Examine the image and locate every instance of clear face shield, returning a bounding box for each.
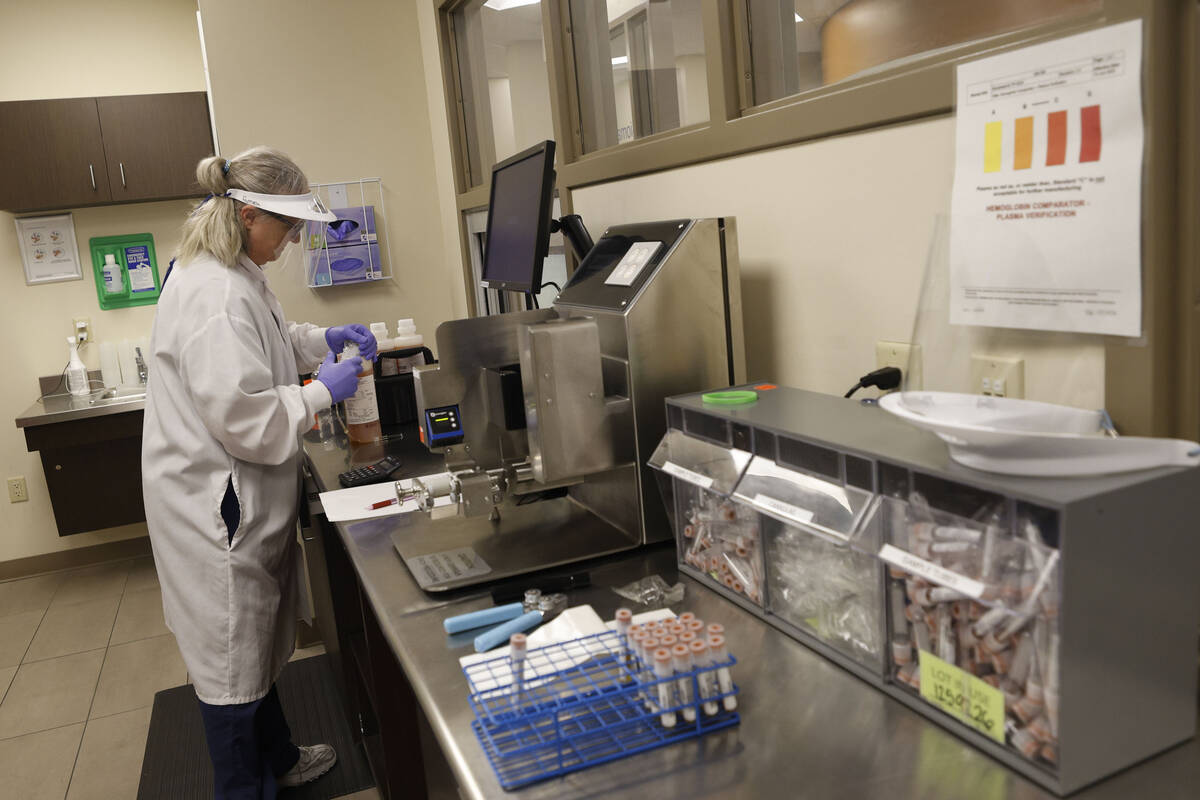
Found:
[225,188,336,260]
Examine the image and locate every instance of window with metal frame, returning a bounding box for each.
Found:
[567,0,709,153]
[449,0,557,187]
[737,0,1101,111]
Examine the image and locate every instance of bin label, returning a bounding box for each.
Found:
[662,461,713,489]
[918,650,1005,744]
[752,494,815,525]
[878,544,985,599]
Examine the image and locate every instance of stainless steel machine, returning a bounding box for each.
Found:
[394,218,745,591]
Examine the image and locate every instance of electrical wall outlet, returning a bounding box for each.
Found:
[970,355,1025,399]
[73,317,91,344]
[875,341,922,390]
[7,476,27,503]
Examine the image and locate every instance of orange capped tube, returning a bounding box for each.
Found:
[653,648,677,728]
[690,639,720,716]
[509,633,527,707]
[672,643,696,723]
[707,634,737,712]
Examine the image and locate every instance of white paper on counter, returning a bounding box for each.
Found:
[318,483,410,522]
[949,20,1144,336]
[318,473,455,522]
[459,606,676,692]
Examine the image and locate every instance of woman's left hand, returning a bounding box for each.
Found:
[325,324,377,361]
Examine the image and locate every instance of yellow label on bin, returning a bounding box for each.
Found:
[918,650,1005,744]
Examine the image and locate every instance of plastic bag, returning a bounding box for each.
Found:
[612,575,685,608]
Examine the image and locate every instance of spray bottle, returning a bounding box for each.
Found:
[66,336,89,396]
[339,342,382,443]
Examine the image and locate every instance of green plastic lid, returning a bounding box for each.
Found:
[701,390,758,406]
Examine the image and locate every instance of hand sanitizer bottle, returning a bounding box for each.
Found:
[102,253,124,294]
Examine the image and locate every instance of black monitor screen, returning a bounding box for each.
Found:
[481,140,555,293]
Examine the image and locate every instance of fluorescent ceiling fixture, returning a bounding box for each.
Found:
[612,55,629,65]
[795,13,804,22]
[485,0,539,9]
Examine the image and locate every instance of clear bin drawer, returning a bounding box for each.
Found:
[861,492,1061,773]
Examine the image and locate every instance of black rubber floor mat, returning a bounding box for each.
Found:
[138,654,375,799]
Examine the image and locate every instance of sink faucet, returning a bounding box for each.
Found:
[134,347,148,385]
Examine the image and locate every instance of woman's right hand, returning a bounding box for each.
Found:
[316,352,363,403]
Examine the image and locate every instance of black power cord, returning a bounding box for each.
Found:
[844,366,903,398]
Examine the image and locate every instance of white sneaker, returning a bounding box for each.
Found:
[276,744,337,787]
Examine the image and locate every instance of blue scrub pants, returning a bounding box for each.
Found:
[196,685,301,800]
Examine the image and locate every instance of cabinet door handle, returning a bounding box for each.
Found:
[88,164,96,191]
[119,162,126,188]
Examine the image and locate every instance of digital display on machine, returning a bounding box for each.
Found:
[424,405,464,446]
[481,141,555,293]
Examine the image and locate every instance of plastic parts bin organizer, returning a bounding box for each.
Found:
[463,630,739,790]
[649,384,1200,795]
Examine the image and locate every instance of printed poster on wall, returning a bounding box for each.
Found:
[15,214,84,285]
[949,19,1143,337]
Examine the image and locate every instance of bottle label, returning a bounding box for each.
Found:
[344,373,380,424]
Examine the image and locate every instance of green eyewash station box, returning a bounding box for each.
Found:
[89,233,162,310]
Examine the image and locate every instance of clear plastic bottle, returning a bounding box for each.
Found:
[66,336,89,396]
[339,342,382,443]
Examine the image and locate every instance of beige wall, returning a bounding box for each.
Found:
[0,0,205,564]
[570,116,1105,406]
[197,0,460,352]
[0,0,205,101]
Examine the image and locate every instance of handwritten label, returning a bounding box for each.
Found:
[918,650,1005,744]
[662,461,714,489]
[878,544,985,599]
[753,494,815,525]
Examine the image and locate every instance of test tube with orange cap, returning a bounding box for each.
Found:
[509,633,527,708]
[690,639,720,716]
[615,608,633,677]
[653,648,678,728]
[672,643,697,723]
[708,634,737,711]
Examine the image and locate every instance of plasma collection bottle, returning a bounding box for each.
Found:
[339,342,382,443]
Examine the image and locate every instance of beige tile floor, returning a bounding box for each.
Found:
[0,556,378,800]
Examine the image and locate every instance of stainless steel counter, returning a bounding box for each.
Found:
[15,390,145,428]
[303,434,1200,800]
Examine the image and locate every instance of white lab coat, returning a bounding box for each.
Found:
[142,251,332,704]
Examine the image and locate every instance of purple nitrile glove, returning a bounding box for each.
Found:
[316,352,363,404]
[326,218,360,242]
[324,323,377,361]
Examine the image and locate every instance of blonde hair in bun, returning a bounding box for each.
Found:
[177,146,309,267]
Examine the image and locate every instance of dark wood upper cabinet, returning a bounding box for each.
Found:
[0,98,112,211]
[97,92,213,203]
[0,92,214,213]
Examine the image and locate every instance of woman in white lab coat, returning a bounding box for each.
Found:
[142,146,375,799]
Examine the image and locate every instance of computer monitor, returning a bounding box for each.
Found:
[481,140,556,294]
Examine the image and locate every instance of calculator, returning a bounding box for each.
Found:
[338,455,403,488]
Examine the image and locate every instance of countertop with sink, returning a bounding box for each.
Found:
[15,386,146,428]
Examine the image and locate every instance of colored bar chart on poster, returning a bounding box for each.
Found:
[1013,116,1034,170]
[983,122,1003,172]
[1080,105,1102,162]
[950,20,1144,337]
[1046,110,1068,166]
